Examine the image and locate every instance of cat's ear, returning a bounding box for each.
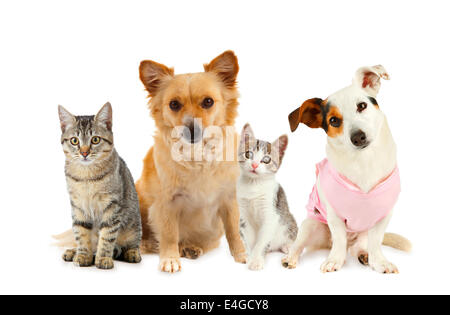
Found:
[204,50,239,88]
[240,123,255,145]
[139,60,174,96]
[95,102,113,131]
[58,105,75,133]
[273,135,288,161]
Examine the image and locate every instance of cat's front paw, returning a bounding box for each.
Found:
[159,257,181,273]
[62,249,76,262]
[95,257,114,270]
[73,253,94,267]
[124,248,142,264]
[248,257,265,271]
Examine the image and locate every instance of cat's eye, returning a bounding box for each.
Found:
[169,100,182,112]
[91,136,101,145]
[329,117,341,128]
[261,156,271,164]
[357,102,368,112]
[201,97,214,109]
[70,137,79,146]
[245,151,253,159]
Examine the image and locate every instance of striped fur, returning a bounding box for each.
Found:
[57,103,142,269]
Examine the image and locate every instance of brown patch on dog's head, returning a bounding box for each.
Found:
[288,98,343,137]
[139,51,240,132]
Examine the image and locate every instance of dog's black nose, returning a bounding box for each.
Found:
[351,130,368,147]
[183,123,202,144]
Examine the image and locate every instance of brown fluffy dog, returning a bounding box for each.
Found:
[136,51,247,273]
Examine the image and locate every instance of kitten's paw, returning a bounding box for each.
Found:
[159,257,181,273]
[370,259,399,274]
[62,249,76,262]
[281,255,298,269]
[248,257,265,271]
[124,248,142,264]
[95,257,114,270]
[320,257,345,273]
[73,253,94,267]
[180,246,203,260]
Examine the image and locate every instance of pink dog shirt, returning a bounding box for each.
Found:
[307,159,400,233]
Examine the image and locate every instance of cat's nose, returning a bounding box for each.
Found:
[251,162,259,169]
[80,146,90,157]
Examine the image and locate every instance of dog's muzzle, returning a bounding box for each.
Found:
[182,122,203,144]
[351,129,369,149]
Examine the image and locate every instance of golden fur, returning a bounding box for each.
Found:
[136,51,246,272]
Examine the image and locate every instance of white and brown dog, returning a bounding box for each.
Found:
[283,65,411,274]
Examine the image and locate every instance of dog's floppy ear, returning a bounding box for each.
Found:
[288,98,323,132]
[353,65,390,97]
[139,60,174,96]
[204,50,239,88]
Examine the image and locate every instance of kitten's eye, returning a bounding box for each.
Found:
[169,100,182,112]
[357,102,368,113]
[70,137,79,146]
[201,97,214,109]
[245,151,253,159]
[261,156,272,164]
[91,136,101,145]
[329,117,341,128]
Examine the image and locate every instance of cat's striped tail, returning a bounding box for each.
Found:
[52,229,76,248]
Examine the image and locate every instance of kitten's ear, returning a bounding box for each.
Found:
[58,105,75,133]
[139,60,174,96]
[240,123,255,145]
[204,50,239,88]
[95,102,113,131]
[273,135,288,161]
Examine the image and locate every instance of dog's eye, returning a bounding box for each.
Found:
[70,137,79,146]
[201,97,214,109]
[245,151,253,159]
[169,100,182,112]
[357,102,368,113]
[329,117,341,128]
[261,156,271,164]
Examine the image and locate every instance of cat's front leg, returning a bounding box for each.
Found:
[71,204,94,267]
[95,200,122,270]
[248,209,277,271]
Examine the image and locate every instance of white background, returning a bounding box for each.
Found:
[1,0,449,295]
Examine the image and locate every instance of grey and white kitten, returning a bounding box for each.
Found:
[237,124,298,271]
[58,102,142,269]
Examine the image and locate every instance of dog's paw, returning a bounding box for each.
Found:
[370,259,399,274]
[248,257,264,271]
[159,257,181,273]
[180,246,203,260]
[95,257,114,270]
[123,248,142,264]
[358,252,369,266]
[62,249,76,262]
[233,251,247,264]
[281,255,297,269]
[73,253,94,267]
[320,257,345,273]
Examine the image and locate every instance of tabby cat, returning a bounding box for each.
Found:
[58,103,142,269]
[237,124,298,270]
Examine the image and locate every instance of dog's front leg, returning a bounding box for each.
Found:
[368,210,398,274]
[152,200,181,273]
[219,197,247,264]
[321,206,347,272]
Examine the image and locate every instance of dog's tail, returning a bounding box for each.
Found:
[383,233,412,252]
[52,229,76,248]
